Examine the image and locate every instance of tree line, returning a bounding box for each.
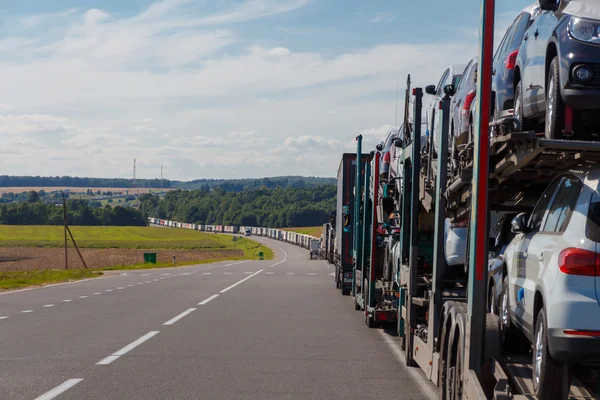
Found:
[0,175,335,192]
[139,185,336,227]
[0,199,146,226]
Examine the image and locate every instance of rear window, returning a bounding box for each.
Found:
[586,193,600,242]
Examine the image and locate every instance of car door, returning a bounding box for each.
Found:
[451,61,472,135]
[429,68,450,153]
[520,176,582,338]
[508,177,560,335]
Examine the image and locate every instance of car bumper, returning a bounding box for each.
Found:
[547,329,600,365]
[559,34,600,109]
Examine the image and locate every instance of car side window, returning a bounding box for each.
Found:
[528,178,561,232]
[509,13,530,51]
[436,69,450,96]
[503,14,523,54]
[541,177,582,233]
[494,16,519,60]
[455,62,472,91]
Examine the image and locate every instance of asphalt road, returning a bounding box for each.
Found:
[0,236,436,400]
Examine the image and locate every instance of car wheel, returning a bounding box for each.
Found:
[545,57,566,140]
[514,81,529,132]
[532,307,569,400]
[488,284,497,314]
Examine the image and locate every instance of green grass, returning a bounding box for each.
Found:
[0,269,103,290]
[283,226,322,237]
[0,225,243,249]
[0,226,273,290]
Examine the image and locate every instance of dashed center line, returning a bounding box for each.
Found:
[62,299,72,302]
[35,378,84,400]
[128,284,134,287]
[117,287,125,290]
[244,272,253,274]
[223,272,232,275]
[97,331,160,366]
[265,272,274,275]
[0,316,8,320]
[21,310,34,313]
[287,273,295,275]
[79,296,88,299]
[198,294,219,305]
[163,308,196,325]
[105,289,113,292]
[161,273,170,276]
[220,269,264,293]
[141,273,150,276]
[202,272,211,275]
[145,281,152,283]
[307,273,316,275]
[43,304,55,307]
[94,292,102,295]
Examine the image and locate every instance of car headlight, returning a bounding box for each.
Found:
[569,17,600,44]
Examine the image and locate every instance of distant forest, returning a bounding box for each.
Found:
[0,175,335,192]
[140,185,336,227]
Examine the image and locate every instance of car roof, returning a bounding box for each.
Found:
[450,64,466,74]
[522,2,540,15]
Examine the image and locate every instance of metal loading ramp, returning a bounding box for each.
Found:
[443,132,600,220]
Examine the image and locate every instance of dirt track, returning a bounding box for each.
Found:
[0,247,243,271]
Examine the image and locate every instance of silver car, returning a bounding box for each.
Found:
[425,64,465,155]
[504,166,600,397]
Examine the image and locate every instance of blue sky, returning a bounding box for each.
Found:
[0,0,532,180]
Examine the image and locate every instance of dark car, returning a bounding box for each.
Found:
[491,4,538,128]
[515,0,600,139]
[450,58,478,166]
[487,213,519,334]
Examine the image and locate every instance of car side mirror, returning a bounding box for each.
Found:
[511,212,529,234]
[425,85,436,95]
[444,84,456,97]
[376,143,384,151]
[538,0,559,12]
[394,138,403,148]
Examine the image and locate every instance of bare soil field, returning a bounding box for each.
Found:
[0,187,174,194]
[0,247,242,271]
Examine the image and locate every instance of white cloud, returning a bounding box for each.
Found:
[369,13,397,23]
[0,0,483,180]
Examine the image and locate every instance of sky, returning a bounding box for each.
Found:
[0,0,532,181]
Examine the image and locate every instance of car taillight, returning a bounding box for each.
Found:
[558,248,598,276]
[504,49,518,70]
[383,152,390,165]
[461,90,477,116]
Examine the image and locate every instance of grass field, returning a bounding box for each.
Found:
[283,226,323,237]
[0,225,240,249]
[0,225,273,289]
[0,187,171,194]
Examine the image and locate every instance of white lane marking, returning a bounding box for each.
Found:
[198,294,219,305]
[141,273,150,276]
[97,331,160,365]
[43,304,55,307]
[307,273,316,276]
[202,272,211,275]
[0,316,8,319]
[35,378,84,400]
[163,308,196,325]
[152,279,159,282]
[225,260,249,267]
[377,331,437,400]
[265,272,274,275]
[0,273,119,296]
[105,289,113,292]
[127,284,134,287]
[145,281,152,283]
[244,272,253,274]
[181,273,191,276]
[161,273,170,276]
[137,283,143,285]
[268,243,288,267]
[93,292,102,295]
[62,299,72,302]
[79,295,88,299]
[287,272,295,275]
[220,269,264,293]
[223,272,232,275]
[328,272,335,276]
[117,287,125,290]
[21,310,34,313]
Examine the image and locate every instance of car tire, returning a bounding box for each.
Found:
[532,307,569,400]
[514,81,530,132]
[545,57,566,140]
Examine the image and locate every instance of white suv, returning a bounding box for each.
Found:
[504,166,600,399]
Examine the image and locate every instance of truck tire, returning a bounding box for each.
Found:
[545,57,565,140]
[532,307,569,400]
[365,312,376,328]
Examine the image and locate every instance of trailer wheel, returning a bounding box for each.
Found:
[365,312,376,328]
[532,307,569,400]
[545,57,565,140]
